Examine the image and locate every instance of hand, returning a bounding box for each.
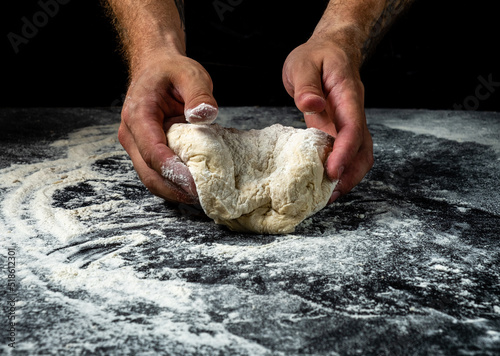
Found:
[118,52,218,204]
[282,38,374,203]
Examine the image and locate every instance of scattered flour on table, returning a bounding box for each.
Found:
[0,123,272,354]
[1,112,498,354]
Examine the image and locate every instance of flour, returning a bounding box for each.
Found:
[1,108,499,354]
[372,109,500,153]
[184,103,218,124]
[161,156,197,198]
[0,122,273,354]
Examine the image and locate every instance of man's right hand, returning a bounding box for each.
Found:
[118,52,218,204]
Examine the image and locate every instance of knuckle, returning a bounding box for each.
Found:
[182,61,212,82]
[329,46,350,64]
[357,80,365,95]
[191,91,215,104]
[282,76,295,97]
[141,149,154,169]
[141,174,156,191]
[141,172,164,198]
[365,150,375,169]
[298,84,322,97]
[120,95,136,121]
[117,124,127,146]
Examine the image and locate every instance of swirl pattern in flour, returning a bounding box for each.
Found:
[1,108,499,355]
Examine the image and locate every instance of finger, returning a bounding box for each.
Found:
[304,111,338,138]
[328,129,374,203]
[177,70,219,124]
[124,101,173,176]
[283,57,337,137]
[161,155,198,198]
[185,103,218,125]
[119,123,198,204]
[119,108,198,200]
[284,59,327,114]
[324,84,366,181]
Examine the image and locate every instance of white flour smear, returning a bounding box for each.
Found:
[373,109,500,153]
[0,124,267,355]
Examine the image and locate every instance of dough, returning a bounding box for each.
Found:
[167,123,337,234]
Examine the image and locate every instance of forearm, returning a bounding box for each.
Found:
[104,0,186,73]
[312,0,416,67]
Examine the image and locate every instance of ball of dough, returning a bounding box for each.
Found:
[167,123,337,234]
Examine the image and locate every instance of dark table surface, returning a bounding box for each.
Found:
[1,107,499,355]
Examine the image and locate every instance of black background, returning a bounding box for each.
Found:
[2,0,499,111]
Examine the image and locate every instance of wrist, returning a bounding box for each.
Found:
[309,24,365,69]
[311,0,389,67]
[129,33,186,76]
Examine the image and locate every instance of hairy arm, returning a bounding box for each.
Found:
[361,0,416,61]
[314,0,416,67]
[283,0,415,202]
[104,0,186,73]
[102,0,218,203]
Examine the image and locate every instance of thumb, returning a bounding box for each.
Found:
[181,74,219,125]
[284,60,326,114]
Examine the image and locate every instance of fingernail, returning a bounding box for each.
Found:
[328,191,341,204]
[163,177,199,204]
[304,111,317,115]
[185,103,218,125]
